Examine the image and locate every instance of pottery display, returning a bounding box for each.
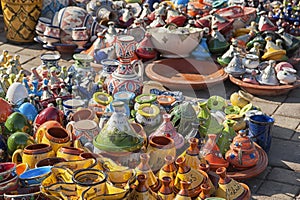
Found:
[106,35,144,96]
[6,82,28,106]
[34,107,64,130]
[158,155,177,186]
[128,174,159,200]
[12,143,55,169]
[158,176,175,199]
[19,166,52,187]
[7,132,35,155]
[56,146,85,161]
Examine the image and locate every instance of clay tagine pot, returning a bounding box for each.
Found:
[225,130,259,170]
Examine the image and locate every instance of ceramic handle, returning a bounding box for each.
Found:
[35,128,46,144]
[12,149,23,165]
[66,121,76,142]
[131,60,144,81]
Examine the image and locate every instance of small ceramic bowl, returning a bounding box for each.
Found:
[19,166,52,187]
[0,163,16,182]
[0,174,18,195]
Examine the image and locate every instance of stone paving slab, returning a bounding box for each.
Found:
[252,194,296,200]
[250,101,279,116]
[0,43,24,53]
[268,138,300,171]
[255,180,299,198]
[267,167,300,186]
[275,101,300,119]
[272,115,299,140]
[252,95,288,105]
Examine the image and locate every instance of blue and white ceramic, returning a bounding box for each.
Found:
[106,100,130,117]
[19,166,52,187]
[113,91,136,108]
[62,99,86,116]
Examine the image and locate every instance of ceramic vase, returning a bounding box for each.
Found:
[158,176,175,200]
[135,153,161,192]
[158,155,177,186]
[128,174,159,200]
[150,114,184,149]
[215,167,251,200]
[1,0,43,43]
[174,181,192,200]
[173,156,205,198]
[147,135,176,173]
[106,35,144,96]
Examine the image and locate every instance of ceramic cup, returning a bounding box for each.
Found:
[35,157,67,168]
[56,146,85,161]
[72,108,98,124]
[248,114,274,153]
[63,99,86,117]
[66,119,100,147]
[12,143,55,169]
[35,126,72,154]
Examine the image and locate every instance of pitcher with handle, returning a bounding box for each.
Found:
[106,35,144,96]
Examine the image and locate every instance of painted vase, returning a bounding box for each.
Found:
[225,130,259,169]
[12,143,55,169]
[158,155,177,186]
[173,156,205,198]
[150,114,184,149]
[146,135,176,173]
[128,174,159,200]
[179,138,207,170]
[93,101,144,153]
[106,35,144,96]
[158,176,175,200]
[135,153,161,192]
[1,0,43,43]
[215,167,251,200]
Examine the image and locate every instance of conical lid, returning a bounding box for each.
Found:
[93,101,144,152]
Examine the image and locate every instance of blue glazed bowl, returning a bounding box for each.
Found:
[19,166,52,187]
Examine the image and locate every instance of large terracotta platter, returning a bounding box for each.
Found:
[145,58,228,90]
[229,75,300,96]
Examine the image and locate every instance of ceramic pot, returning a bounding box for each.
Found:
[18,102,38,124]
[0,98,12,123]
[33,120,62,140]
[106,35,144,95]
[158,155,177,186]
[174,156,205,198]
[34,107,64,130]
[16,163,29,176]
[134,93,157,110]
[136,32,158,61]
[12,143,55,169]
[242,54,260,69]
[62,99,86,116]
[56,146,85,161]
[128,174,159,200]
[226,114,246,132]
[5,82,28,106]
[35,126,72,153]
[248,114,274,153]
[36,157,67,168]
[135,153,161,192]
[7,132,35,156]
[92,92,113,106]
[66,119,100,147]
[157,95,176,113]
[0,174,18,195]
[35,17,52,36]
[71,108,98,123]
[149,114,184,150]
[72,27,89,50]
[4,112,32,136]
[1,0,43,43]
[147,135,176,172]
[158,176,175,200]
[136,103,162,134]
[93,101,144,153]
[3,186,45,200]
[215,167,251,200]
[174,181,192,200]
[106,100,131,117]
[113,91,136,109]
[0,162,16,182]
[54,158,97,171]
[43,25,60,48]
[19,166,52,187]
[225,130,259,169]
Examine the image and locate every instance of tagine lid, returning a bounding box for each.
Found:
[93,101,144,152]
[230,130,257,153]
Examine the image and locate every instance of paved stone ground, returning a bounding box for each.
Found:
[0,15,299,199]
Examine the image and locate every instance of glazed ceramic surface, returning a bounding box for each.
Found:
[1,0,43,43]
[6,82,28,106]
[34,107,64,129]
[0,98,12,123]
[7,132,35,155]
[148,26,203,58]
[19,166,52,187]
[57,146,85,161]
[4,112,32,136]
[12,143,55,169]
[0,162,16,182]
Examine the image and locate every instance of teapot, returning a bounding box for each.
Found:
[276,67,297,85]
[106,35,144,96]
